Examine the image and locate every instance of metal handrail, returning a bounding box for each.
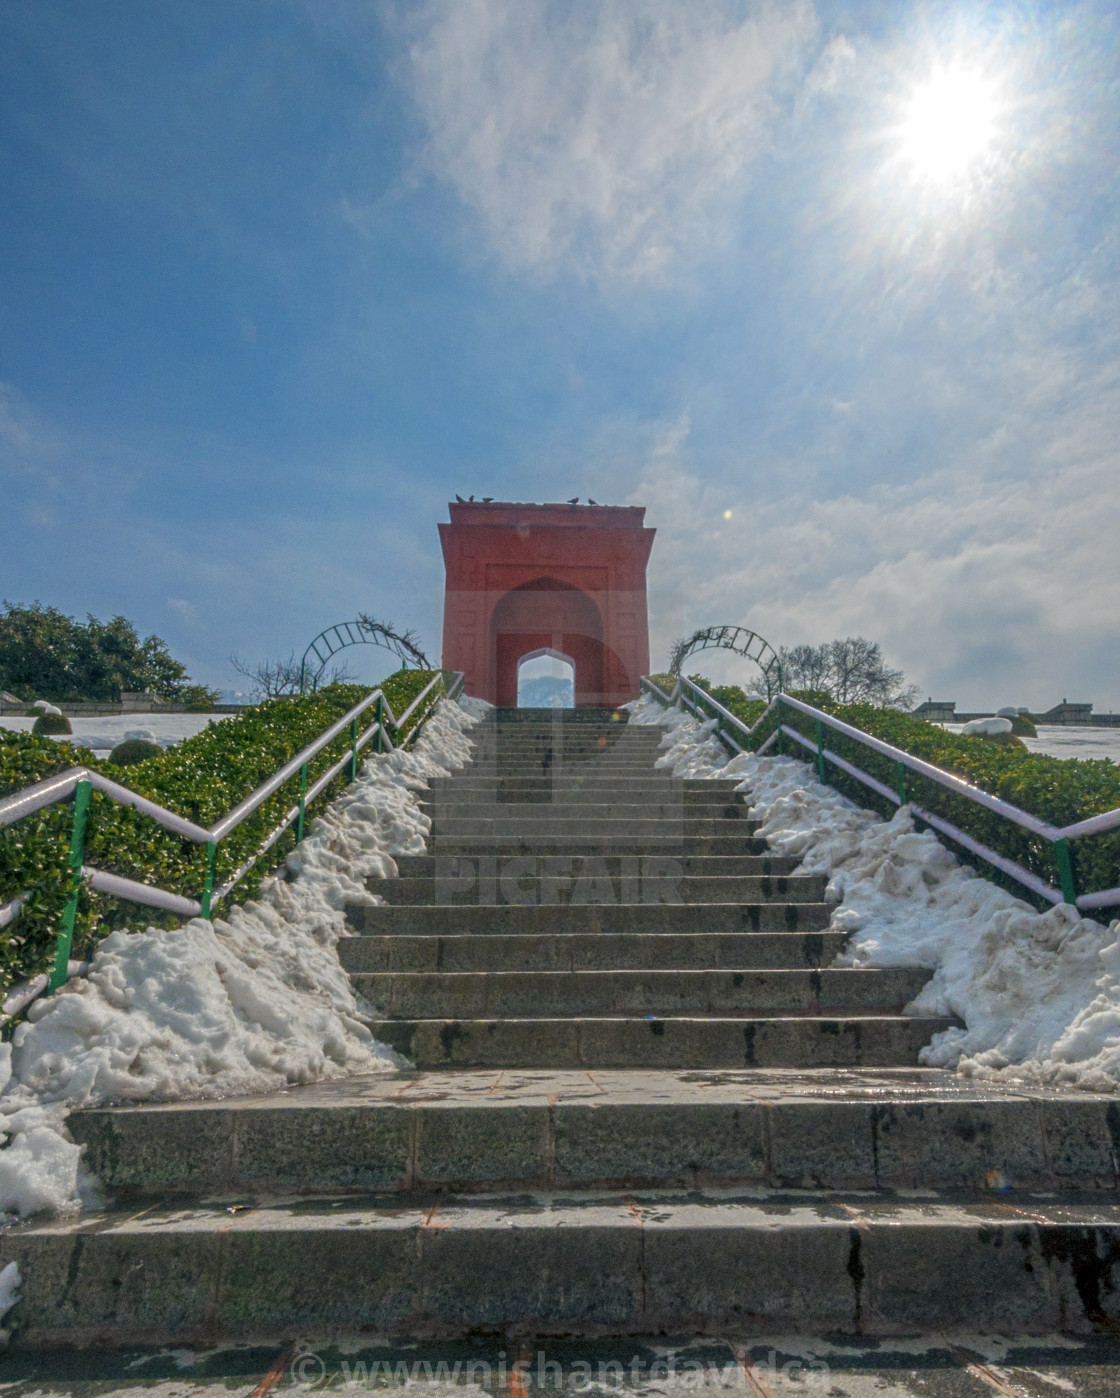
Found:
[642,673,1120,913]
[0,671,465,996]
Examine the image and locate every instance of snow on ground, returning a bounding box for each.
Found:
[628,694,1120,1093]
[941,722,1120,764]
[0,696,485,1218]
[0,712,233,755]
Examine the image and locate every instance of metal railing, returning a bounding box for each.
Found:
[640,674,1120,916]
[0,671,462,995]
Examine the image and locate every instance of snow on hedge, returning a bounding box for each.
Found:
[629,694,1120,1093]
[0,695,485,1218]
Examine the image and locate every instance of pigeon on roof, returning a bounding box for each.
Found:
[588,498,599,505]
[455,494,466,503]
[482,496,494,502]
[567,497,579,504]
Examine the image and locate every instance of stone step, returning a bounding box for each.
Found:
[368,1014,957,1070]
[351,967,930,1018]
[338,930,847,973]
[67,1068,1119,1198]
[425,819,764,841]
[346,901,834,935]
[394,854,800,878]
[419,801,752,821]
[375,874,827,907]
[424,783,741,798]
[425,836,774,856]
[9,1184,1117,1343]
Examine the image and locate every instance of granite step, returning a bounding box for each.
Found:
[366,1014,959,1070]
[375,873,828,906]
[67,1067,1120,1198]
[351,966,930,1017]
[9,1184,1120,1343]
[393,854,800,878]
[338,930,847,973]
[345,901,835,935]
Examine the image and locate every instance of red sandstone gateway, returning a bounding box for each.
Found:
[439,500,655,708]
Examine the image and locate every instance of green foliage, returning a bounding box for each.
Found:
[181,684,223,712]
[0,600,194,702]
[680,677,1120,903]
[109,739,163,766]
[1011,714,1038,738]
[31,713,72,736]
[0,670,446,999]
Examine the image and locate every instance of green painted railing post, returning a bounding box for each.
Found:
[1055,838,1078,905]
[895,761,909,806]
[349,717,359,781]
[815,719,827,784]
[199,841,218,920]
[375,695,384,753]
[297,764,308,843]
[48,779,92,994]
[776,698,784,755]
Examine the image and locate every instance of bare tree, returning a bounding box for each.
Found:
[229,652,356,701]
[354,616,431,670]
[777,637,919,709]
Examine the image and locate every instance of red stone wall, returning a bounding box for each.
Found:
[439,502,655,707]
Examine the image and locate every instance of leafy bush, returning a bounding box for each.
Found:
[0,669,445,998]
[109,739,163,766]
[31,713,72,736]
[682,676,1120,904]
[181,683,223,712]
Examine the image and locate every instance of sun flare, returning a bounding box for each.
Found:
[899,66,999,182]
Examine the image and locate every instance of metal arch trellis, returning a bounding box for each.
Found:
[669,625,782,694]
[298,621,426,695]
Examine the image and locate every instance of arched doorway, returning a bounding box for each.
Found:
[491,577,613,707]
[516,648,576,708]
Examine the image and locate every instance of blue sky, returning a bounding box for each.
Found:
[2,0,1118,709]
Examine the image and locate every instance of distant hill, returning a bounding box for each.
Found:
[518,675,575,708]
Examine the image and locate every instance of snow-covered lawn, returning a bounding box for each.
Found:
[0,712,232,755]
[629,695,1120,1094]
[941,722,1120,763]
[0,696,486,1219]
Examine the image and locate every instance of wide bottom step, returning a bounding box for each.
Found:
[370,1015,957,1069]
[7,1188,1120,1343]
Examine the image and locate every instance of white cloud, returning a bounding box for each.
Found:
[401,0,816,281]
[626,386,1120,710]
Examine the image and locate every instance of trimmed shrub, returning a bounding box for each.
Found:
[31,713,72,736]
[109,739,163,766]
[682,676,1120,905]
[0,669,446,999]
[1011,714,1038,738]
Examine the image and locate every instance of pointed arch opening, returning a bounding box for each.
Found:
[516,647,576,708]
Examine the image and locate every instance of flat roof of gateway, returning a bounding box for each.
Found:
[447,501,648,529]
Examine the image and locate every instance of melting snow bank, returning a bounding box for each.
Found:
[0,696,486,1218]
[627,694,1120,1093]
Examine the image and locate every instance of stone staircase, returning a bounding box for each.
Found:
[5,706,1120,1345]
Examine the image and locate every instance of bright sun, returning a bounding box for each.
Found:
[899,66,999,182]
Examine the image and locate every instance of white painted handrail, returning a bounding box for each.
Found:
[0,671,464,958]
[641,674,1120,913]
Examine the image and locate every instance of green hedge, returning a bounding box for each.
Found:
[0,670,444,998]
[681,676,1120,905]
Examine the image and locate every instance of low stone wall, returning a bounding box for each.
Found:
[0,701,249,717]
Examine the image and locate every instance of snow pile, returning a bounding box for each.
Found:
[0,712,234,754]
[628,693,1120,1092]
[0,696,484,1217]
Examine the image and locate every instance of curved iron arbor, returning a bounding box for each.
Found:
[299,620,431,694]
[668,625,782,695]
